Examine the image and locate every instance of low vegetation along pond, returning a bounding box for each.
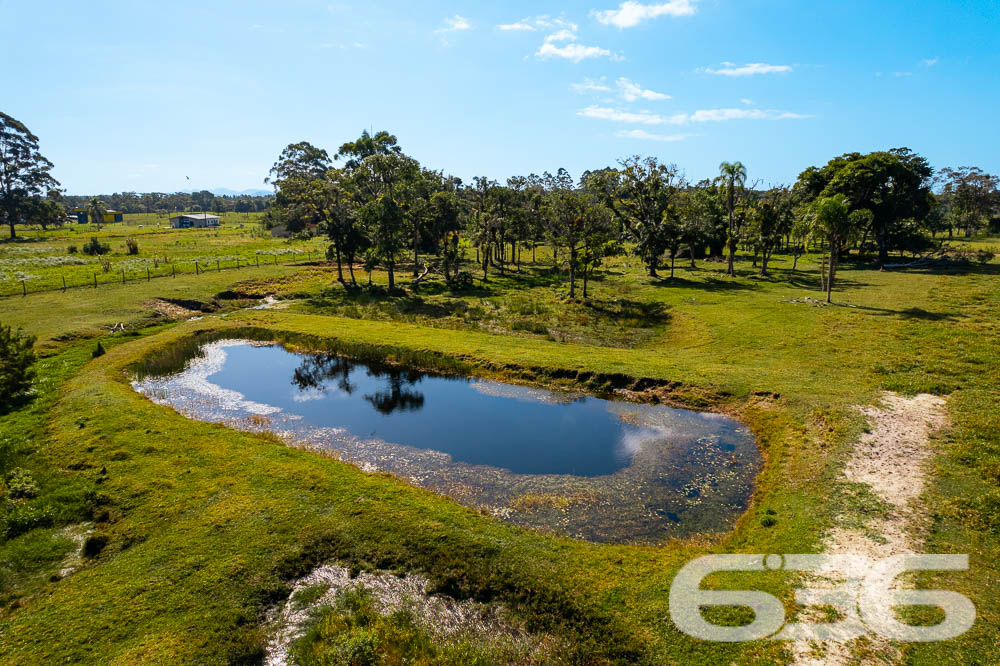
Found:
[133,339,761,543]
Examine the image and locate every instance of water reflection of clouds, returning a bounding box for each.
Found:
[468,380,585,405]
[136,340,282,416]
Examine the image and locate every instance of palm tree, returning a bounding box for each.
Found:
[86,197,107,227]
[718,161,747,277]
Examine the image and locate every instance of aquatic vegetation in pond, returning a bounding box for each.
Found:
[133,340,761,544]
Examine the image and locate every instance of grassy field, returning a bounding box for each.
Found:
[0,234,998,663]
[0,213,327,296]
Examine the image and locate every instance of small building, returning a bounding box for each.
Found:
[169,213,221,229]
[73,207,124,223]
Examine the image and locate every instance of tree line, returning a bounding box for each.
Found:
[266,129,999,300]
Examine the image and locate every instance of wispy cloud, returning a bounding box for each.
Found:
[545,28,577,43]
[740,98,754,105]
[579,106,686,124]
[436,14,471,33]
[615,129,692,142]
[617,77,670,101]
[537,43,613,62]
[921,57,939,67]
[498,15,577,32]
[572,77,611,93]
[579,105,811,124]
[593,0,698,28]
[498,21,536,31]
[702,62,793,76]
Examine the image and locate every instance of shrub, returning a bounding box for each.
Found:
[125,237,139,255]
[67,245,78,254]
[82,237,110,256]
[3,503,54,539]
[92,342,106,358]
[447,271,474,290]
[5,468,39,500]
[0,324,37,408]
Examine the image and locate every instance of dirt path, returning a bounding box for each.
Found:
[791,392,949,665]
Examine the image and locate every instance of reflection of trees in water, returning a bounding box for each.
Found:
[290,355,426,414]
[292,355,357,395]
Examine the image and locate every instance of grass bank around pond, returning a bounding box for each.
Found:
[0,245,998,663]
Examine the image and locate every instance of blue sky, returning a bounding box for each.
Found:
[2,0,998,194]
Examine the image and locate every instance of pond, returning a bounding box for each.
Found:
[133,340,761,544]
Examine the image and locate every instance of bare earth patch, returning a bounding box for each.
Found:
[791,392,949,665]
[263,564,552,665]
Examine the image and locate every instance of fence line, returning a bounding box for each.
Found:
[3,250,319,299]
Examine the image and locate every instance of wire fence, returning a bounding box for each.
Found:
[1,249,322,299]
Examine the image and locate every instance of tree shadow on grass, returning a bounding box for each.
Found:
[649,275,758,292]
[583,299,671,328]
[834,302,962,322]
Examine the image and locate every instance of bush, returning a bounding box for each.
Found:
[92,342,106,358]
[0,324,37,408]
[4,468,39,500]
[447,271,474,290]
[67,245,78,254]
[125,237,139,255]
[82,237,110,256]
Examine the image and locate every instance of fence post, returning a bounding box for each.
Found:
[172,263,176,278]
[217,259,220,272]
[94,273,98,288]
[196,263,200,275]
[274,254,277,265]
[147,267,151,282]
[22,280,26,296]
[256,255,259,268]
[62,276,67,292]
[121,268,126,285]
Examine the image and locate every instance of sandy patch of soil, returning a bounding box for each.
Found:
[790,392,949,665]
[264,564,549,666]
[145,298,205,320]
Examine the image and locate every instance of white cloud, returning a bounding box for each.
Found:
[579,105,811,124]
[893,71,913,77]
[578,106,685,124]
[572,77,611,93]
[498,15,577,32]
[545,28,577,43]
[617,77,670,101]
[740,98,754,105]
[536,42,612,62]
[921,57,939,67]
[615,129,692,142]
[702,62,793,76]
[498,21,535,31]
[437,14,471,32]
[593,0,698,28]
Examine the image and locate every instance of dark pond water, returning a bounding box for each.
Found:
[134,340,761,543]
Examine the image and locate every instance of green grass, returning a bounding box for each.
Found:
[0,215,325,296]
[0,239,998,663]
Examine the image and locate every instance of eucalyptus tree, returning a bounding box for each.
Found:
[469,176,497,281]
[0,112,60,239]
[717,161,748,276]
[545,186,612,298]
[586,157,683,278]
[938,166,998,237]
[266,141,332,185]
[337,130,419,289]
